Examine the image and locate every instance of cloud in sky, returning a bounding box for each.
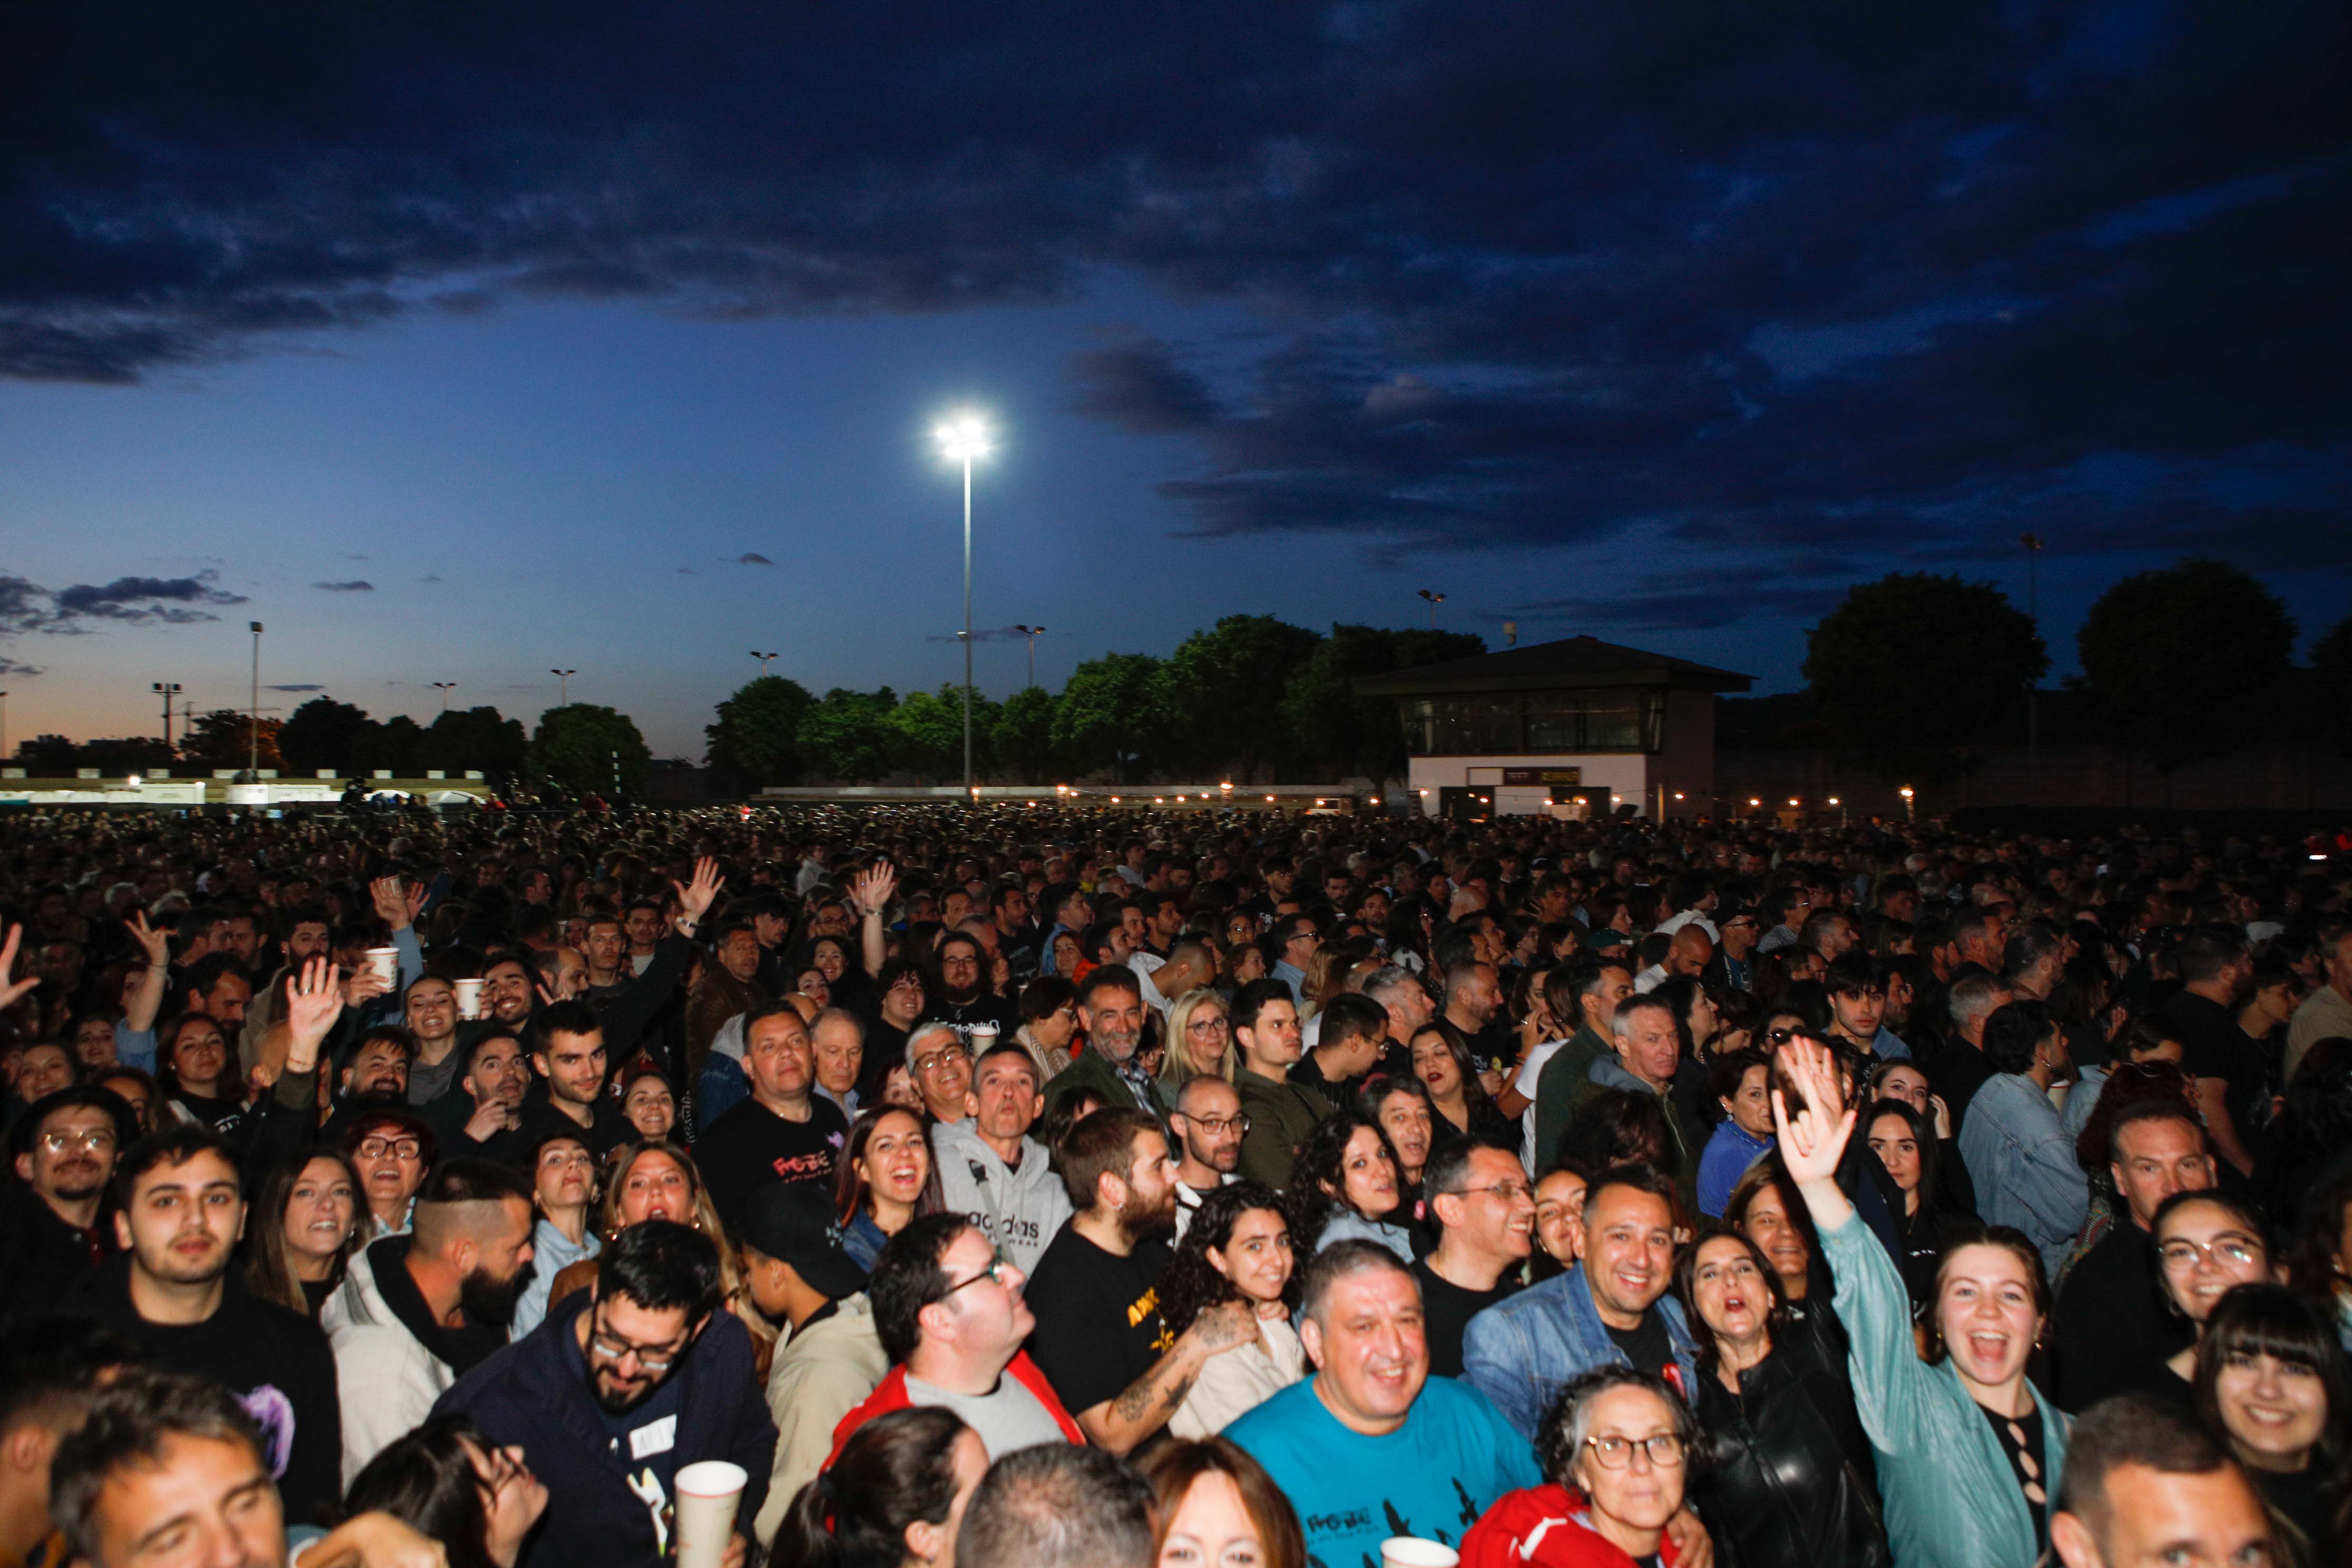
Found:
[0,569,248,634]
[0,3,2341,646]
[735,553,774,566]
[267,683,325,692]
[312,580,375,592]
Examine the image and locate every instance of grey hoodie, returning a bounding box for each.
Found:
[932,1118,1073,1275]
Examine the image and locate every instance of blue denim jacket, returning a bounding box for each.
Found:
[1956,1071,2089,1275]
[1461,1263,1700,1438]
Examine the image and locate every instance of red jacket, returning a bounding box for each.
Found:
[825,1351,1085,1464]
[1459,1484,1683,1568]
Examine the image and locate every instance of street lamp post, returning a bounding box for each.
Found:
[1899,785,1916,824]
[429,681,457,713]
[248,622,264,775]
[1013,625,1046,690]
[2020,532,2043,807]
[1417,589,1445,628]
[152,682,183,750]
[934,412,992,795]
[551,669,576,706]
[750,651,778,677]
[0,690,8,766]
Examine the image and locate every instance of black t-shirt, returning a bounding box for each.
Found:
[1023,1225,1174,1416]
[1604,1310,1677,1380]
[691,1094,850,1233]
[1409,1256,1520,1379]
[925,992,1017,1039]
[859,1020,913,1101]
[73,1260,344,1526]
[2160,992,2267,1143]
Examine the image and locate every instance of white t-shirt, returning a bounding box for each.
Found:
[1512,1039,1569,1174]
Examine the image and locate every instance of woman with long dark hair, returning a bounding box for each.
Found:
[770,1406,985,1568]
[244,1146,363,1317]
[1156,1182,1305,1437]
[1286,1110,1410,1260]
[1674,1228,1889,1568]
[1410,1022,1512,1144]
[1862,1099,1958,1309]
[2191,1283,2351,1555]
[343,1414,550,1568]
[833,1105,940,1270]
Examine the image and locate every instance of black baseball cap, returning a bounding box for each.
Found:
[738,1183,868,1301]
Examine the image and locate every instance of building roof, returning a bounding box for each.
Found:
[1351,634,1755,697]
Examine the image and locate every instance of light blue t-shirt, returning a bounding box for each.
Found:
[1226,1376,1540,1566]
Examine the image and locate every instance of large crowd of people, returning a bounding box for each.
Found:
[2,798,2348,1568]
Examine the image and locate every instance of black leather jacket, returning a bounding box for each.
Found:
[1688,1326,1892,1568]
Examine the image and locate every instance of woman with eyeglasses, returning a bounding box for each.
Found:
[1156,1182,1305,1438]
[2153,1189,2282,1391]
[244,1145,363,1318]
[1158,988,1236,1097]
[1461,1367,1698,1567]
[344,1414,550,1568]
[1674,1229,1889,1568]
[343,1108,435,1239]
[836,1106,941,1271]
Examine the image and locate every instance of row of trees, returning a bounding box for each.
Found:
[705,618,1485,787]
[13,699,654,799]
[1798,558,2352,783]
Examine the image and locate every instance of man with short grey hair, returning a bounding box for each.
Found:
[1930,971,2012,1132]
[957,1443,1155,1568]
[905,1021,973,1127]
[1227,1240,1539,1565]
[1364,964,1434,1050]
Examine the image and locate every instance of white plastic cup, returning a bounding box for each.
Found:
[363,948,399,987]
[673,1461,747,1568]
[1380,1541,1460,1568]
[453,977,486,1019]
[969,1020,999,1046]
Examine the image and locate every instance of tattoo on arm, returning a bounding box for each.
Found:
[1160,1374,1195,1414]
[1113,1379,1156,1424]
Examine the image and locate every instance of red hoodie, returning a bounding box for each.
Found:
[1458,1484,1684,1568]
[825,1351,1085,1464]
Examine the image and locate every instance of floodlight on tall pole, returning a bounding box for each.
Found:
[152,682,183,750]
[551,669,576,706]
[429,681,457,713]
[2020,532,2043,807]
[0,691,8,768]
[934,411,992,795]
[1013,625,1046,691]
[750,651,778,677]
[248,622,264,774]
[1417,589,1445,628]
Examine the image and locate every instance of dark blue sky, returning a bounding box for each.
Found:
[3,2,2346,758]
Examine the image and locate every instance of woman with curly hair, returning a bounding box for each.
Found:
[1157,1181,1306,1438]
[1286,1110,1411,1261]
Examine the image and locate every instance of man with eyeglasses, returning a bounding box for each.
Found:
[1265,913,1320,1004]
[1,1087,129,1317]
[438,1220,775,1568]
[693,1002,850,1234]
[924,931,1015,1038]
[71,1126,344,1526]
[935,1042,1070,1274]
[1166,1075,1244,1241]
[1411,1136,1534,1378]
[830,1212,1084,1461]
[906,1022,975,1127]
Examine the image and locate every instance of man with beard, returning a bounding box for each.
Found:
[450,1030,532,1163]
[436,1221,775,1568]
[70,1126,344,1525]
[923,930,1014,1036]
[324,1160,536,1484]
[1167,1075,1243,1241]
[1041,966,1168,1118]
[0,1087,128,1316]
[1021,1108,1257,1456]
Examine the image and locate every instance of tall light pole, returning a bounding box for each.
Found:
[935,411,992,794]
[429,681,457,713]
[750,651,778,677]
[1013,624,1046,690]
[551,669,576,706]
[152,682,183,750]
[248,622,264,775]
[1417,589,1445,628]
[2020,532,2043,807]
[0,690,8,767]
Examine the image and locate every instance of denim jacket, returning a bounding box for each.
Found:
[1956,1072,2089,1276]
[1462,1263,1700,1439]
[1823,1212,2067,1568]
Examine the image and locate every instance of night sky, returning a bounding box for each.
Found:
[3,2,2346,758]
